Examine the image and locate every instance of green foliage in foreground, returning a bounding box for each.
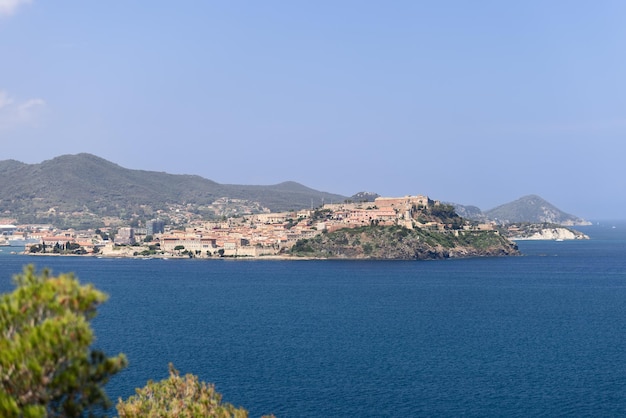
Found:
[117,364,255,418]
[0,266,127,417]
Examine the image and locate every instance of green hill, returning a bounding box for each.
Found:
[0,153,347,226]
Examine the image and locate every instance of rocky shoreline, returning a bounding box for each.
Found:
[507,224,589,241]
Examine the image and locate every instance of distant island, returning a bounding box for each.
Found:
[0,153,591,260]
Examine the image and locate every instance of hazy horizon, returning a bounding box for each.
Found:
[2,1,625,219]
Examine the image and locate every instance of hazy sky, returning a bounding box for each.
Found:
[1,1,625,219]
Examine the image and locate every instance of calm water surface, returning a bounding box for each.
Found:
[1,222,626,417]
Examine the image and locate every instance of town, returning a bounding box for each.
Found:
[0,195,496,258]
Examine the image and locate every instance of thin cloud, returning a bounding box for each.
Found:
[18,98,45,112]
[0,0,32,17]
[0,89,46,129]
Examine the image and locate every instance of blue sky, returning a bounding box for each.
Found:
[1,1,625,219]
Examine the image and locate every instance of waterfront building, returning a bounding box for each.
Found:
[115,227,135,245]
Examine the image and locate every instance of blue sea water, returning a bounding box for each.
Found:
[1,222,626,417]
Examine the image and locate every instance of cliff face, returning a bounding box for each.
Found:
[510,225,589,241]
[290,225,519,260]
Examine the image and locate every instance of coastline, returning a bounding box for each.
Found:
[21,251,518,261]
[23,252,316,261]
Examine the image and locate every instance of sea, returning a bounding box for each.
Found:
[1,221,626,417]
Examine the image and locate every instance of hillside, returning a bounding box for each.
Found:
[484,195,589,225]
[290,200,519,260]
[0,153,347,226]
[290,225,519,260]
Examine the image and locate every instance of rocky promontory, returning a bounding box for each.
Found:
[289,225,519,260]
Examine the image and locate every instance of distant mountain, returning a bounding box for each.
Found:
[484,195,589,225]
[0,153,347,225]
[452,195,589,226]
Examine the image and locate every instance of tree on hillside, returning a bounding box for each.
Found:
[0,265,127,417]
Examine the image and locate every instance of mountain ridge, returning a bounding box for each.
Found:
[0,153,347,226]
[0,153,589,228]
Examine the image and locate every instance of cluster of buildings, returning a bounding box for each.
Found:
[1,195,495,258]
